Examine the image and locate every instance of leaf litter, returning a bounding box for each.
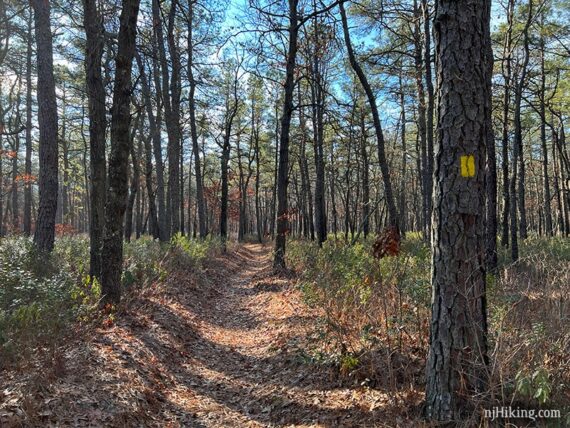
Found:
[1,244,423,427]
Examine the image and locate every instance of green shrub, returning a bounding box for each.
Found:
[288,236,431,375]
[123,236,167,289]
[170,233,223,266]
[0,237,88,367]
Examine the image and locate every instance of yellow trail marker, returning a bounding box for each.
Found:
[460,155,475,177]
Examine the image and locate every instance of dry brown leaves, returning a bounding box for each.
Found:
[1,244,424,427]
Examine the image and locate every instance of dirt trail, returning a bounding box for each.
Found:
[1,244,415,427]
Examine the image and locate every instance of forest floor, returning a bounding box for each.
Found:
[1,243,422,427]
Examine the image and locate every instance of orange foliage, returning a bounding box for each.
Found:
[15,174,37,184]
[55,223,76,236]
[372,225,401,259]
[0,149,17,159]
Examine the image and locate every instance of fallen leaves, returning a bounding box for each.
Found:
[1,243,423,427]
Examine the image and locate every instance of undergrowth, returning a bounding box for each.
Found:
[0,234,219,369]
[288,234,570,422]
[287,233,431,390]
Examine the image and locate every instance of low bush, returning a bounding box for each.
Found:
[0,233,218,369]
[289,234,569,412]
[287,234,431,387]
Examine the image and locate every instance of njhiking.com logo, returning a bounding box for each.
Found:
[483,406,561,422]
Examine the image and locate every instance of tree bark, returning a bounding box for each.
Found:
[24,9,33,236]
[165,0,181,237]
[135,52,159,239]
[422,0,435,242]
[360,110,370,238]
[500,0,514,247]
[413,0,427,239]
[425,0,491,420]
[100,0,141,305]
[273,0,298,269]
[187,2,207,239]
[514,1,533,241]
[124,114,140,242]
[83,0,107,278]
[31,0,59,253]
[539,25,553,236]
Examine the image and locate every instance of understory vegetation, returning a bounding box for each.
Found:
[0,235,221,369]
[288,235,570,420]
[1,234,568,424]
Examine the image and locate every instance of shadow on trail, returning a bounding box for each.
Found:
[83,244,420,427]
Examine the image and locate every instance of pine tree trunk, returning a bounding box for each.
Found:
[426,0,491,419]
[135,53,159,239]
[422,0,435,241]
[340,2,399,230]
[100,0,141,305]
[83,0,107,278]
[500,0,514,247]
[31,0,59,253]
[360,111,370,238]
[539,30,553,236]
[273,0,298,269]
[413,0,427,238]
[165,0,181,237]
[187,2,207,239]
[24,10,33,236]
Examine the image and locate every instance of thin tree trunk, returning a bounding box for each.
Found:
[135,53,159,239]
[125,114,140,242]
[413,0,427,238]
[539,27,552,236]
[148,21,168,241]
[83,0,107,278]
[398,72,407,235]
[273,0,298,269]
[423,0,435,241]
[187,2,207,239]
[514,1,533,241]
[339,2,398,230]
[24,9,33,236]
[500,0,514,247]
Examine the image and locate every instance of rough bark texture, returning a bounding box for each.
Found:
[425,0,491,420]
[100,0,141,305]
[273,0,298,269]
[83,0,107,279]
[31,0,59,253]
